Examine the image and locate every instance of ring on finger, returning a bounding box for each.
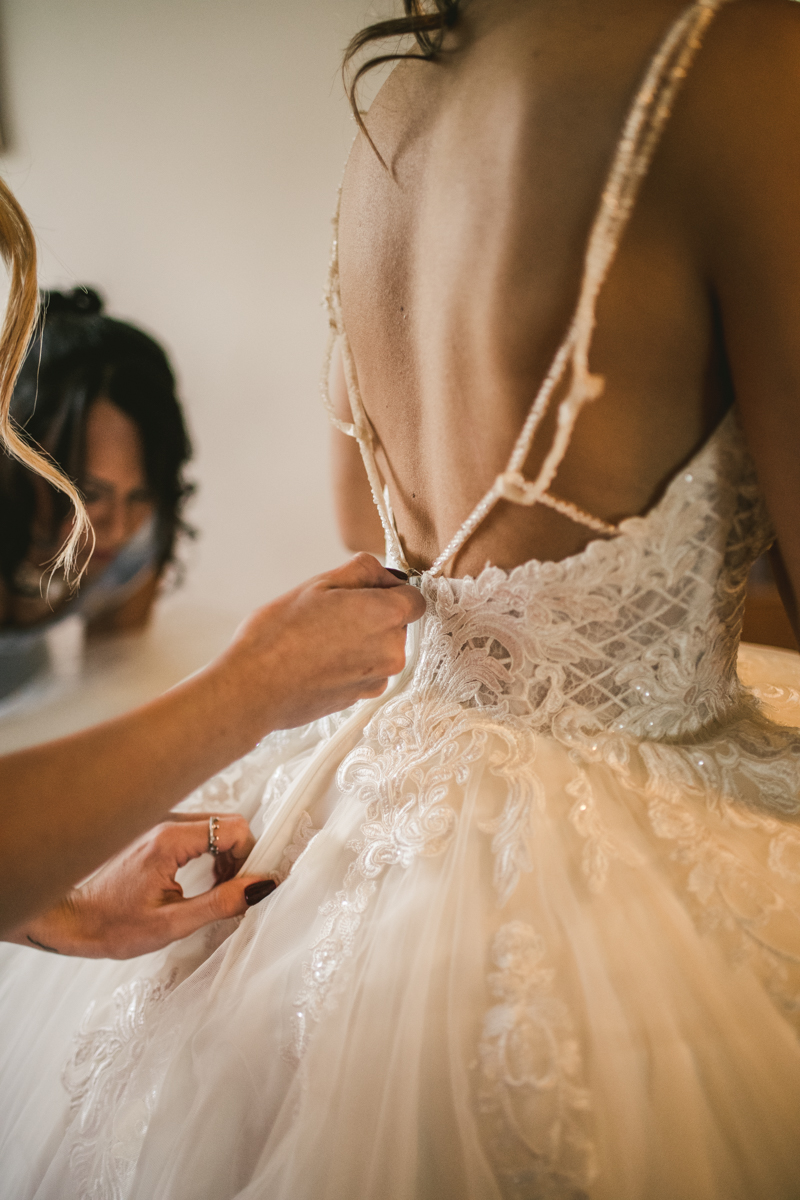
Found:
[208,815,220,857]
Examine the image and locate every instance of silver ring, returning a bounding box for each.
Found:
[208,815,220,857]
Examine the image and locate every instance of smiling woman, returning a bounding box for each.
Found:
[0,287,193,696]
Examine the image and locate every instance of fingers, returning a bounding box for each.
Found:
[337,553,426,626]
[165,811,256,881]
[333,572,426,633]
[324,552,396,590]
[154,815,255,871]
[160,874,275,942]
[215,552,427,736]
[324,552,425,599]
[243,878,277,905]
[387,582,426,624]
[359,678,390,698]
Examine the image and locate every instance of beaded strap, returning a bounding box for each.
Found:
[323,0,731,577]
[322,197,409,568]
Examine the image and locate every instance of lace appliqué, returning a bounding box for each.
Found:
[420,414,774,749]
[629,757,800,1022]
[476,922,596,1199]
[749,681,800,711]
[286,867,377,1064]
[768,830,800,884]
[566,769,645,893]
[479,722,542,906]
[286,694,489,1061]
[61,970,177,1200]
[270,810,319,883]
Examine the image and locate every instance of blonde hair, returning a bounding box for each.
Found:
[0,176,90,579]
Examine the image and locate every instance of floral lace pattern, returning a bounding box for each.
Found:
[57,413,800,1200]
[636,758,800,1022]
[475,922,596,1199]
[272,810,319,884]
[286,703,489,1060]
[62,971,177,1200]
[42,0,800,1190]
[566,770,645,893]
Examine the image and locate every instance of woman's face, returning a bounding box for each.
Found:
[78,398,155,577]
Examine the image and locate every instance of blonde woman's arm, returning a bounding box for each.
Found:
[0,553,425,935]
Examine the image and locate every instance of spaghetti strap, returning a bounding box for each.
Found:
[322,191,409,569]
[323,0,733,577]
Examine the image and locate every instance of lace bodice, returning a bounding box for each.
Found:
[412,409,773,744]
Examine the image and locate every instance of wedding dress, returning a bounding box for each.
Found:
[2,1,800,1196]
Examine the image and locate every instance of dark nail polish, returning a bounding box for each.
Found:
[244,879,277,906]
[386,568,408,581]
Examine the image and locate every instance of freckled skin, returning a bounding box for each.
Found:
[332,0,800,633]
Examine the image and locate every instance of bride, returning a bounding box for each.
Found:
[3,0,800,1196]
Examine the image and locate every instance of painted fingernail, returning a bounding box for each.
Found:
[244,879,277,906]
[386,568,408,581]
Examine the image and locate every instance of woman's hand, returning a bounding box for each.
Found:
[207,552,426,738]
[5,815,274,959]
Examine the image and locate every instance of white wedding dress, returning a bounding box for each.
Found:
[2,2,800,1196]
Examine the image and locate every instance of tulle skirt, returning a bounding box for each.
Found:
[1,642,800,1200]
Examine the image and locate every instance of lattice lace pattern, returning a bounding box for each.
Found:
[413,415,766,746]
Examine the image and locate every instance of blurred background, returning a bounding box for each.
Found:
[0,0,379,748]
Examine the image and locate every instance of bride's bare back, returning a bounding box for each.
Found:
[332,0,800,602]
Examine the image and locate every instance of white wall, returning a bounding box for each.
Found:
[0,0,374,619]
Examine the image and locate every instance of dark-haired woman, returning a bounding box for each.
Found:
[0,288,192,698]
[4,1,800,1197]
